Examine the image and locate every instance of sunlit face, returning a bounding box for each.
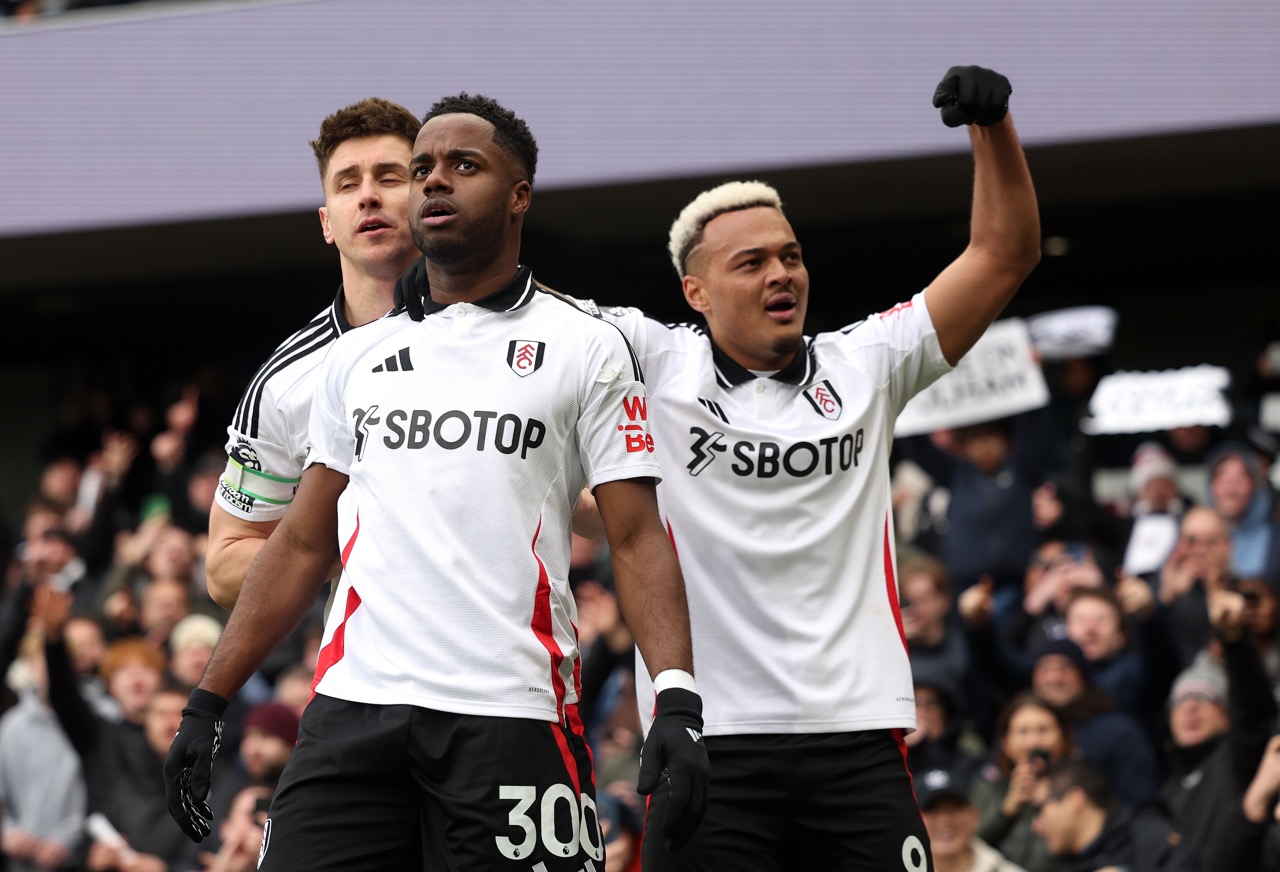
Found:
[1032,654,1086,708]
[408,114,528,268]
[109,661,163,722]
[318,134,417,281]
[1179,508,1231,578]
[171,643,214,687]
[39,458,81,509]
[140,577,190,636]
[1169,694,1229,747]
[682,207,809,372]
[1211,455,1255,521]
[143,690,186,756]
[900,572,949,640]
[1003,703,1065,765]
[64,617,106,674]
[1065,597,1125,662]
[921,797,977,858]
[146,526,195,579]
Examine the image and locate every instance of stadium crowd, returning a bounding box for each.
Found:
[3,312,1280,871]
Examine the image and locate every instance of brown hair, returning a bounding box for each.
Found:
[993,691,1074,774]
[1063,585,1124,624]
[310,97,420,181]
[99,637,166,683]
[898,553,950,598]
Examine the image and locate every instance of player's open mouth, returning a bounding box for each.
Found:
[419,199,457,228]
[765,294,797,320]
[357,219,391,235]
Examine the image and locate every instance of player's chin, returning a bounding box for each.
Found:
[771,332,804,358]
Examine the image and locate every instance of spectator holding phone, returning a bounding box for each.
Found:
[971,693,1074,872]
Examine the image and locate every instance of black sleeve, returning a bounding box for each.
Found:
[43,637,100,757]
[0,579,34,697]
[1223,636,1280,785]
[1207,807,1271,872]
[578,637,634,736]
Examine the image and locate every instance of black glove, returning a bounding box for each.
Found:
[636,687,710,852]
[932,65,1011,128]
[162,688,228,842]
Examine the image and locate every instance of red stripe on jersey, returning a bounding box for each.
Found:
[884,515,908,652]
[340,512,361,567]
[310,586,362,695]
[665,519,679,558]
[528,517,568,718]
[890,727,925,818]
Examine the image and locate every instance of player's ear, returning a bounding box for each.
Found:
[683,275,710,314]
[318,206,335,246]
[509,180,531,217]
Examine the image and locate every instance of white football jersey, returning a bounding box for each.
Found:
[216,290,355,521]
[601,291,951,736]
[306,268,662,723]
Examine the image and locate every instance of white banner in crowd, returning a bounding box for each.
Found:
[1026,306,1118,361]
[1079,365,1232,435]
[895,319,1050,437]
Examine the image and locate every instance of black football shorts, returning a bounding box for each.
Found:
[642,728,932,872]
[257,693,603,871]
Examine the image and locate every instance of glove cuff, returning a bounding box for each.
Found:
[184,688,229,719]
[655,687,703,718]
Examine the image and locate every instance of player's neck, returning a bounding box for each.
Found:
[425,248,522,307]
[339,266,401,327]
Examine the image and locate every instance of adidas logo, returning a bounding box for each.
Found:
[372,347,415,373]
[686,727,702,743]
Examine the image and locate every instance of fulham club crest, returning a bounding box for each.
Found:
[507,340,545,377]
[803,380,843,420]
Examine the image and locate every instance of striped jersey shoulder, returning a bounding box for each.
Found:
[532,289,647,383]
[232,303,342,439]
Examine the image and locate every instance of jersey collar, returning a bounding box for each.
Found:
[710,338,815,388]
[330,285,356,334]
[394,258,536,319]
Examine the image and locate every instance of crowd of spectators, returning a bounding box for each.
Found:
[3,317,1280,871]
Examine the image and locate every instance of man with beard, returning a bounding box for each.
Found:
[164,93,708,871]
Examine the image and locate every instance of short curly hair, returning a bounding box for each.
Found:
[422,92,538,184]
[310,97,421,181]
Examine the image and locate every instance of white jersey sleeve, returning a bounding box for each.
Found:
[825,290,952,417]
[215,305,344,521]
[577,322,661,488]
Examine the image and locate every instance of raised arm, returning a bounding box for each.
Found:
[924,65,1041,366]
[164,463,346,842]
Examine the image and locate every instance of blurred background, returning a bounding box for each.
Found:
[1,0,1278,516]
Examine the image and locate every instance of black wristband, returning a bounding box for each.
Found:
[184,688,229,718]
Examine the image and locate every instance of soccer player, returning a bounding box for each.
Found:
[164,93,709,871]
[205,97,422,609]
[584,65,1040,870]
